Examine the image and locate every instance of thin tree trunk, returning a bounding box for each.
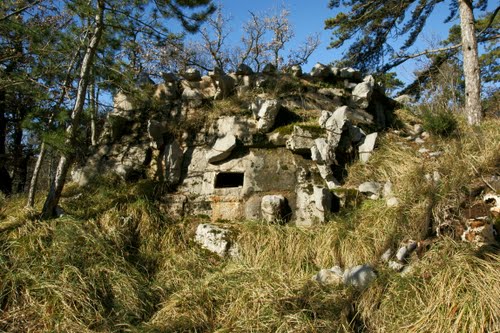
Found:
[90,76,98,146]
[27,141,47,207]
[26,46,83,208]
[458,0,482,125]
[0,90,12,196]
[41,0,105,218]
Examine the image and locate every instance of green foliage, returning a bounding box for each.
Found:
[421,109,458,137]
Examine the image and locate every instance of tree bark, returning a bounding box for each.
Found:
[458,0,482,125]
[90,77,98,146]
[41,0,105,218]
[0,90,12,196]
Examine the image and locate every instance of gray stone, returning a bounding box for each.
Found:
[286,126,315,154]
[383,181,394,198]
[310,63,332,78]
[206,134,237,163]
[414,137,425,144]
[182,68,202,81]
[388,260,404,271]
[164,140,183,185]
[318,110,333,128]
[194,224,239,257]
[380,248,392,262]
[351,75,374,109]
[358,181,382,196]
[311,138,335,164]
[386,197,400,207]
[316,164,341,189]
[395,241,417,262]
[313,266,343,285]
[343,264,376,289]
[325,106,349,144]
[251,98,280,133]
[358,132,378,163]
[261,195,289,223]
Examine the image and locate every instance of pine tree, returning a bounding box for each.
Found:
[325,0,499,125]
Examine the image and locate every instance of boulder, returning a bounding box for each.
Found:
[261,195,289,223]
[194,224,239,257]
[206,134,237,163]
[358,132,378,163]
[310,63,332,78]
[286,126,315,154]
[351,75,374,109]
[251,98,280,133]
[358,181,382,199]
[343,264,376,289]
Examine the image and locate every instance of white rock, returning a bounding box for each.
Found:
[286,126,315,154]
[381,248,392,262]
[395,241,417,262]
[261,195,288,223]
[414,137,425,144]
[311,138,335,164]
[388,260,404,272]
[358,181,382,196]
[358,132,378,163]
[194,224,239,257]
[343,264,376,289]
[314,266,343,285]
[386,197,400,207]
[251,99,280,133]
[206,134,237,163]
[351,76,374,109]
[318,110,333,128]
[310,63,332,78]
[164,140,183,185]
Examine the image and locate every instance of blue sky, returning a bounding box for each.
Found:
[186,1,461,84]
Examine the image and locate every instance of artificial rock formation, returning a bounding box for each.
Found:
[72,63,396,226]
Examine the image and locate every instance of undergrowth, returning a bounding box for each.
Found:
[0,116,499,332]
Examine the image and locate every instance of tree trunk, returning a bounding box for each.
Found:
[90,77,98,146]
[41,0,105,218]
[458,0,482,125]
[27,141,47,207]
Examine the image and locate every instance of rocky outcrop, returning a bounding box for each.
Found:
[73,63,396,227]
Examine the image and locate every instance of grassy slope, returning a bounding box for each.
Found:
[0,114,499,332]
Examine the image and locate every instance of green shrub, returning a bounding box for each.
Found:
[422,109,458,137]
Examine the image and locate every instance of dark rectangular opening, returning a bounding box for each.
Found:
[214,172,244,188]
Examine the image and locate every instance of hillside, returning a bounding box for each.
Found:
[1,66,499,332]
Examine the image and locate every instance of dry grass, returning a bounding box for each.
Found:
[0,115,498,332]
